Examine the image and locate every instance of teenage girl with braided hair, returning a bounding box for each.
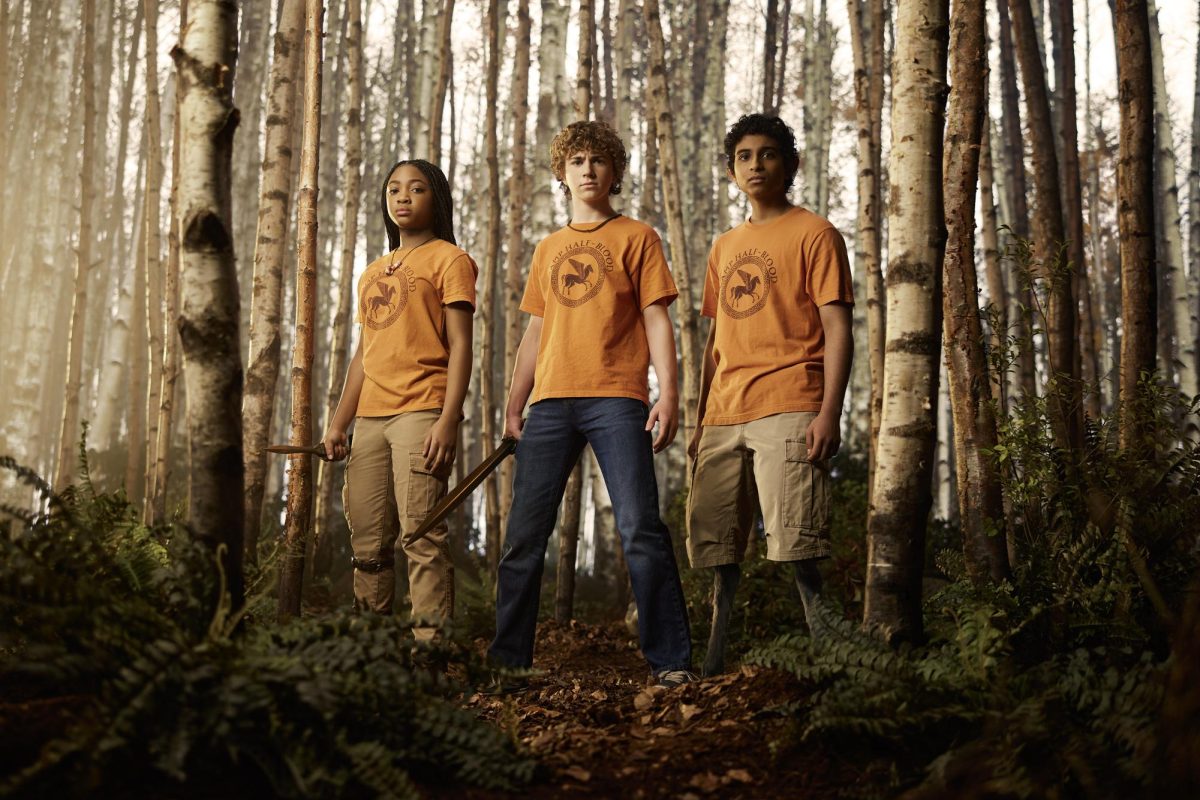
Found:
[322,159,477,638]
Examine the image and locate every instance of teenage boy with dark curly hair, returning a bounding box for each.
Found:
[687,113,854,675]
[488,120,693,688]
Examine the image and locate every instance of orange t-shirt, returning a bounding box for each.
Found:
[520,215,678,404]
[355,239,478,417]
[700,205,854,426]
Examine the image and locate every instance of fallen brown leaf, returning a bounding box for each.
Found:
[727,768,753,783]
[564,765,591,782]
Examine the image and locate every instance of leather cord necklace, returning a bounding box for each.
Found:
[567,213,622,233]
[384,236,436,276]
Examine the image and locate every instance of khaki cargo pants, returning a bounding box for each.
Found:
[344,410,454,639]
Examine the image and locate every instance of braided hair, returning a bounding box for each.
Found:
[380,159,457,250]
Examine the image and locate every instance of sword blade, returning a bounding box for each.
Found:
[265,443,329,457]
[404,436,518,544]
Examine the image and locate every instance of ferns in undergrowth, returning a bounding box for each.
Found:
[0,455,534,798]
[747,376,1199,798]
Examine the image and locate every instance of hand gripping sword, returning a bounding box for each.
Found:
[403,435,517,546]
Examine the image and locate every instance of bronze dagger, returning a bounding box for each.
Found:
[404,436,518,545]
[265,435,352,460]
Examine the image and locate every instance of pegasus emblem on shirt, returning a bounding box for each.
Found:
[562,257,594,294]
[729,269,761,306]
[367,280,397,319]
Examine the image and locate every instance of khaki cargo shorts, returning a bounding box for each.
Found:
[686,411,832,567]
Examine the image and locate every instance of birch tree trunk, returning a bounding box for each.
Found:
[980,122,1008,414]
[530,0,568,238]
[1189,0,1200,402]
[863,0,949,644]
[52,0,97,491]
[848,0,887,497]
[149,1,187,524]
[997,0,1037,398]
[942,0,1009,583]
[173,0,244,610]
[141,0,166,521]
[278,0,323,622]
[1114,0,1156,451]
[427,0,454,162]
[576,0,594,118]
[1008,0,1081,453]
[644,0,699,444]
[313,0,362,581]
[243,0,304,562]
[500,0,532,522]
[481,0,503,575]
[233,0,270,344]
[1147,0,1196,398]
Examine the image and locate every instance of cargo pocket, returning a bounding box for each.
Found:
[783,439,831,531]
[406,453,450,521]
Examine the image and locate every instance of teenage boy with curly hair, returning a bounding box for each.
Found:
[488,120,694,688]
[687,113,854,675]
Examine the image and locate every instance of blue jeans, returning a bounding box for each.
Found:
[489,398,692,672]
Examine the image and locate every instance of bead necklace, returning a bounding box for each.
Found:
[384,236,437,276]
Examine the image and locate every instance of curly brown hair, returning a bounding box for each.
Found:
[549,120,628,196]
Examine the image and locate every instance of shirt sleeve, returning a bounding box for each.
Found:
[635,233,679,310]
[440,253,478,310]
[701,245,719,319]
[519,244,547,317]
[806,226,855,307]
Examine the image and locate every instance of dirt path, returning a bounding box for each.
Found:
[440,620,859,799]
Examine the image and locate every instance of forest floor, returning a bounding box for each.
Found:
[427,619,867,800]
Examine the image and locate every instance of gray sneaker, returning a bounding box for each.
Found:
[654,669,697,688]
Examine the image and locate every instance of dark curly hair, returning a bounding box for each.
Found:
[550,120,628,196]
[380,159,456,251]
[723,114,801,191]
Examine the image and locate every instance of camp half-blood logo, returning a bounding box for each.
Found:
[719,249,778,319]
[549,240,615,308]
[361,266,414,330]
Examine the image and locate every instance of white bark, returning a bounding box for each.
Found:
[1147,0,1194,397]
[863,0,948,643]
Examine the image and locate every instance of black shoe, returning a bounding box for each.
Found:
[479,675,530,696]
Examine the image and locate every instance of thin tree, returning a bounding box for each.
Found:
[1114,0,1156,450]
[142,0,165,522]
[428,0,454,162]
[278,0,324,622]
[530,0,569,237]
[644,0,700,445]
[576,0,594,119]
[150,0,188,525]
[1147,0,1196,398]
[997,0,1036,398]
[1008,0,1082,452]
[1189,0,1200,398]
[172,0,244,610]
[763,0,780,113]
[243,0,305,563]
[943,0,1009,583]
[1050,0,1103,419]
[480,0,504,574]
[314,0,363,580]
[848,0,887,502]
[91,0,146,452]
[501,0,532,520]
[52,0,97,491]
[863,0,949,643]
